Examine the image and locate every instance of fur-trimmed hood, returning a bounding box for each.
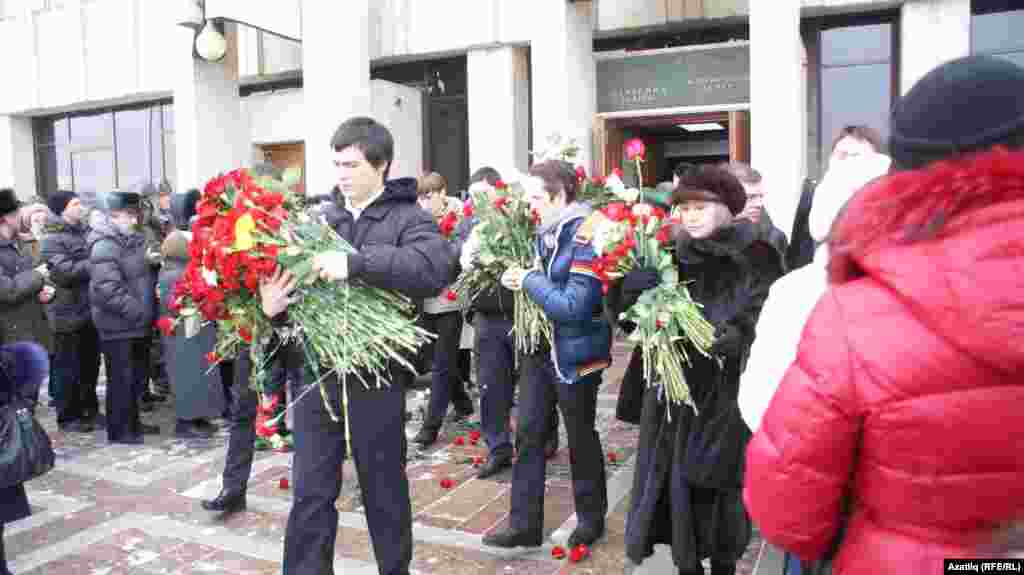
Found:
[829,147,1024,374]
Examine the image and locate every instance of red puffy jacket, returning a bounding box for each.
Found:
[744,148,1024,574]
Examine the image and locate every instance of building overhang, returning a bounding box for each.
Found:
[193,0,302,42]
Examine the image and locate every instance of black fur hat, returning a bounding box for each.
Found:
[106,190,142,212]
[0,188,21,217]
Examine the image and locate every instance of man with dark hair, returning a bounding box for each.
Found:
[469,166,502,188]
[41,191,102,433]
[720,162,788,274]
[260,116,453,575]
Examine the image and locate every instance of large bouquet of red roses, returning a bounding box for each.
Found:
[162,168,434,433]
[452,179,551,356]
[589,142,716,414]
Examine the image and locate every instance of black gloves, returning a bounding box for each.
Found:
[622,267,661,296]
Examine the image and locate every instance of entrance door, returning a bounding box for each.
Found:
[593,110,750,184]
[427,98,469,195]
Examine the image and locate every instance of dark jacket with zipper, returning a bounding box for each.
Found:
[88,218,157,342]
[0,236,51,352]
[40,215,92,333]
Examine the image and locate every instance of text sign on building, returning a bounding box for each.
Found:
[596,44,750,113]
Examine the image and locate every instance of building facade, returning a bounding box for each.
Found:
[0,0,1022,235]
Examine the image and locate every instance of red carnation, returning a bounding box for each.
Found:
[445,290,458,302]
[155,317,175,337]
[607,452,618,463]
[656,319,666,329]
[453,436,465,446]
[279,477,290,490]
[472,456,484,467]
[604,202,629,222]
[494,197,508,210]
[238,326,253,343]
[440,478,455,490]
[463,202,475,218]
[656,225,673,245]
[206,351,219,363]
[469,430,481,442]
[551,546,566,559]
[494,179,506,190]
[593,175,606,187]
[575,166,586,182]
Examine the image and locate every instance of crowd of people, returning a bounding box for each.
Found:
[0,54,1022,575]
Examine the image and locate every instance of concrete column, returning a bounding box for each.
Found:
[468,46,530,178]
[172,22,250,193]
[901,0,971,95]
[301,0,372,198]
[750,0,805,239]
[0,115,38,200]
[531,2,596,171]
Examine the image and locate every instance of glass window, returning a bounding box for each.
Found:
[115,107,155,191]
[150,109,165,186]
[971,8,1024,54]
[162,130,176,193]
[818,22,893,172]
[69,112,113,148]
[71,149,115,208]
[821,24,892,67]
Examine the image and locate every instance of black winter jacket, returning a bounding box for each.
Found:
[0,237,51,352]
[786,178,819,272]
[40,215,92,333]
[325,178,454,300]
[88,219,157,341]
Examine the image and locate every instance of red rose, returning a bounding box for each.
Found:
[453,436,465,446]
[575,166,586,182]
[493,197,508,210]
[469,430,481,442]
[656,319,666,329]
[604,202,628,222]
[494,179,506,190]
[607,452,618,463]
[473,456,484,467]
[244,269,260,291]
[279,477,290,490]
[206,351,220,363]
[593,175,606,187]
[625,138,646,161]
[238,326,253,343]
[440,478,455,490]
[570,544,589,562]
[463,202,475,218]
[445,290,458,302]
[155,317,175,337]
[601,283,609,295]
[551,546,566,559]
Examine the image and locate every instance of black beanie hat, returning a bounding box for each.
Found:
[890,55,1024,170]
[106,190,142,212]
[47,190,77,216]
[0,188,21,217]
[170,189,201,230]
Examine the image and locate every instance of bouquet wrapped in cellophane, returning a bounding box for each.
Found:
[451,179,551,356]
[161,168,434,438]
[590,139,716,415]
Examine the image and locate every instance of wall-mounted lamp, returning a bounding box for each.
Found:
[195,20,227,62]
[176,1,227,63]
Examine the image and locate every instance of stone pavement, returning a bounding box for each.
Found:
[7,341,777,574]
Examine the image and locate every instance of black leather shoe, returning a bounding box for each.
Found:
[109,434,144,445]
[175,421,211,439]
[141,390,167,404]
[138,423,160,435]
[567,522,605,549]
[201,490,247,514]
[482,526,543,548]
[476,454,513,480]
[413,425,439,447]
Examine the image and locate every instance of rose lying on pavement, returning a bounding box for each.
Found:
[440,478,455,489]
[551,546,566,559]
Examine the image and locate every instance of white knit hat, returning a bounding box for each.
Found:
[808,152,892,243]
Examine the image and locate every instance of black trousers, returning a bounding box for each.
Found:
[101,338,149,441]
[422,311,471,429]
[222,355,259,494]
[476,315,516,457]
[0,523,6,575]
[54,322,101,425]
[510,355,607,532]
[283,373,411,575]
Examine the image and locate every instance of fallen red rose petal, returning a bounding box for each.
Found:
[469,430,481,441]
[569,544,589,563]
[472,456,484,467]
[440,478,455,489]
[279,477,290,490]
[453,436,465,446]
[445,290,458,301]
[551,545,566,559]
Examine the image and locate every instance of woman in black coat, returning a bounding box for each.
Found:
[0,341,49,575]
[617,166,781,575]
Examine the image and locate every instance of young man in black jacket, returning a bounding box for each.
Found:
[89,191,160,444]
[41,191,102,433]
[260,117,453,575]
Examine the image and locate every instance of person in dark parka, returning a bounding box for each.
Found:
[618,166,782,575]
[0,341,49,575]
[158,189,224,439]
[260,117,453,575]
[41,191,103,434]
[0,189,53,354]
[89,191,160,444]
